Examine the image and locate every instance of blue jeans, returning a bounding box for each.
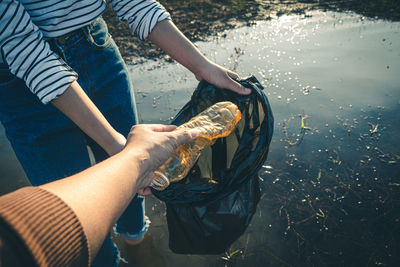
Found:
[0,17,149,267]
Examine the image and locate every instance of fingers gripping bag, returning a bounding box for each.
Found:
[151,76,274,254]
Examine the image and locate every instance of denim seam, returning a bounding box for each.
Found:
[96,36,113,50]
[83,18,113,50]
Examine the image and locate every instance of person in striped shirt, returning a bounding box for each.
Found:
[0,1,251,266]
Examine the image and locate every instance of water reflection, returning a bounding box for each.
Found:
[1,11,399,266]
[130,11,400,266]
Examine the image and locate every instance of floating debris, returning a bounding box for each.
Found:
[221,249,242,261]
[316,209,325,218]
[369,123,379,135]
[283,109,311,146]
[137,90,148,97]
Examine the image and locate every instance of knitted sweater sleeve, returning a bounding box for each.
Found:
[0,187,90,267]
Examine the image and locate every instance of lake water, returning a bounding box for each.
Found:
[1,11,399,267]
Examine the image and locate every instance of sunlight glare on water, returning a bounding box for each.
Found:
[129,11,400,267]
[0,10,399,267]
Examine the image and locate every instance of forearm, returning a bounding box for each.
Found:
[40,148,146,259]
[51,81,125,156]
[32,124,196,262]
[147,20,250,95]
[148,20,209,76]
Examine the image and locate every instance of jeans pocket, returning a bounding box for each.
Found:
[85,17,113,50]
[0,65,18,89]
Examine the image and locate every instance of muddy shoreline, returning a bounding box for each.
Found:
[103,0,400,64]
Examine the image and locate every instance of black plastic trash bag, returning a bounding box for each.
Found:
[152,76,274,254]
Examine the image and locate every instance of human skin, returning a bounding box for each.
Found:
[148,20,252,95]
[40,124,198,261]
[51,18,250,158]
[51,80,126,156]
[48,15,252,248]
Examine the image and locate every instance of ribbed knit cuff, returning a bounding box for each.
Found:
[0,187,89,267]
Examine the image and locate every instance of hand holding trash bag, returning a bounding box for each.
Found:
[152,76,274,254]
[147,21,252,96]
[194,61,252,95]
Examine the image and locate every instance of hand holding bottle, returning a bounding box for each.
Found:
[124,124,199,195]
[151,102,242,191]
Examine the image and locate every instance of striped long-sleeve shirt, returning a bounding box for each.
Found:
[0,0,170,104]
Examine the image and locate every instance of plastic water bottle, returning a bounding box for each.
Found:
[151,101,242,191]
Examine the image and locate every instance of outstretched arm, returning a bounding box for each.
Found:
[148,20,251,95]
[108,0,251,94]
[0,124,197,266]
[40,124,197,259]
